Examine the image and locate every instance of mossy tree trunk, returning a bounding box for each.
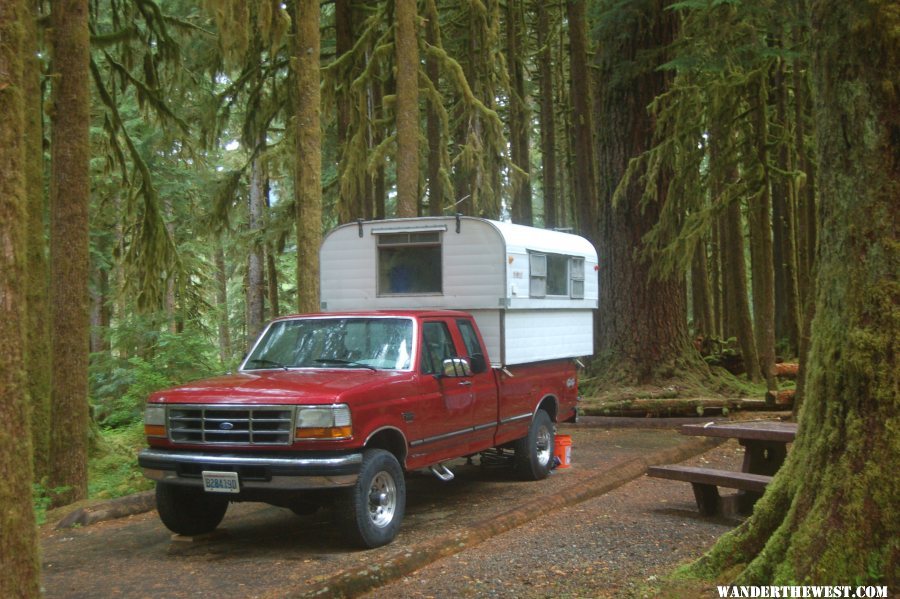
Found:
[594,0,708,384]
[48,0,91,507]
[294,0,322,314]
[0,0,41,593]
[23,0,51,481]
[686,0,898,584]
[394,0,418,217]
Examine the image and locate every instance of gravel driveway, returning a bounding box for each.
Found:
[362,440,747,598]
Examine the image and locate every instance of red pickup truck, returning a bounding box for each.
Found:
[139,310,578,547]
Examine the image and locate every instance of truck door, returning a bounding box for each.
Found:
[410,320,476,461]
[455,318,499,450]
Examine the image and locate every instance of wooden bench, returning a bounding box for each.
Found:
[647,465,773,516]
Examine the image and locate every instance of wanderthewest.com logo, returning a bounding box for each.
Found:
[716,586,888,598]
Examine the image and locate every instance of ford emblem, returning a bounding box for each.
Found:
[219,422,234,430]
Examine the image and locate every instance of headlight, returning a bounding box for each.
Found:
[295,404,352,440]
[144,403,167,438]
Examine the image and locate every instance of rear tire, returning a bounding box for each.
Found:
[155,483,228,536]
[339,449,405,548]
[514,409,555,481]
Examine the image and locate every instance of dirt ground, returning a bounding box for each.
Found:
[39,422,748,598]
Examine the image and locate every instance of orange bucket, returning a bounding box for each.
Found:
[554,434,572,469]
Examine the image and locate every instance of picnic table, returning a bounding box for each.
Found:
[648,419,798,516]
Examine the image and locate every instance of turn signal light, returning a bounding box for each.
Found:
[144,424,167,438]
[294,426,353,440]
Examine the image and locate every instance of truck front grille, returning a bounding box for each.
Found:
[168,405,294,445]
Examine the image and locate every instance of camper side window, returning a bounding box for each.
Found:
[570,257,585,299]
[377,232,442,295]
[530,252,570,297]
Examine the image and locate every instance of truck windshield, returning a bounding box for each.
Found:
[243,317,413,371]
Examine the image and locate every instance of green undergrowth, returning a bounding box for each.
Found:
[88,421,154,500]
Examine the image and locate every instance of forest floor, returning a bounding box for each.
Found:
[39,416,787,598]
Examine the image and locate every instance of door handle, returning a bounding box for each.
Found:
[458,380,473,387]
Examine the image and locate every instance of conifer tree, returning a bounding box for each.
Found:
[0,0,41,593]
[686,0,898,583]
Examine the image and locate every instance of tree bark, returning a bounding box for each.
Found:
[688,0,899,583]
[690,237,714,339]
[425,0,444,217]
[506,0,532,226]
[335,0,356,222]
[48,0,91,507]
[0,0,41,592]
[723,199,761,381]
[294,0,322,314]
[566,0,596,238]
[247,145,266,344]
[772,58,801,356]
[748,80,777,390]
[23,0,51,481]
[594,0,706,383]
[535,0,558,229]
[394,0,419,217]
[214,244,232,366]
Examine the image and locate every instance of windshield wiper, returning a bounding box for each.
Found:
[314,358,377,371]
[246,358,288,371]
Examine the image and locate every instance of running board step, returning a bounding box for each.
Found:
[429,463,455,482]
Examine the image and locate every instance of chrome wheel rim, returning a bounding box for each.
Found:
[536,425,553,467]
[367,471,397,528]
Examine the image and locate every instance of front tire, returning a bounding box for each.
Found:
[155,483,228,536]
[514,409,555,481]
[339,449,406,548]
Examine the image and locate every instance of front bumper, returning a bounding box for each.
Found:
[138,448,362,491]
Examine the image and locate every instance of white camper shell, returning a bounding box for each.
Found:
[319,216,598,367]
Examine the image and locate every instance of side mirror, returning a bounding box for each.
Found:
[469,353,487,374]
[441,358,473,378]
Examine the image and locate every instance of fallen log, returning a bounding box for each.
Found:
[765,388,796,407]
[774,362,799,379]
[582,397,777,418]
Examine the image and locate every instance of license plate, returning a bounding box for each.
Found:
[202,471,240,494]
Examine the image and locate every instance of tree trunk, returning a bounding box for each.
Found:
[506,0,532,226]
[535,0,558,229]
[567,0,596,238]
[266,245,279,320]
[425,0,444,217]
[394,0,419,217]
[0,0,41,592]
[723,199,761,381]
[294,0,322,313]
[247,146,266,344]
[594,0,706,383]
[335,0,355,222]
[690,237,714,339]
[772,58,801,356]
[89,263,110,353]
[48,0,91,507]
[23,0,51,481]
[688,0,898,583]
[710,219,723,338]
[748,79,777,390]
[214,244,232,366]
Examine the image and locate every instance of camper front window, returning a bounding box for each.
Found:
[377,232,442,295]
